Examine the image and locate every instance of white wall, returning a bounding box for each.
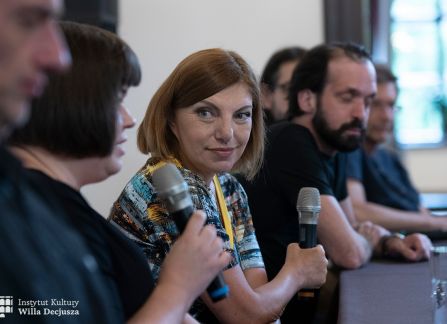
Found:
[82,0,325,216]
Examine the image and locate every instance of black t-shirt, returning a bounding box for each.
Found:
[346,147,420,211]
[0,147,119,323]
[239,122,348,323]
[26,169,155,320]
[243,122,347,243]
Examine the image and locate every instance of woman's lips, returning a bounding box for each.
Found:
[208,147,235,158]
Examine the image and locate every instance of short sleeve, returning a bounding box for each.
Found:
[109,170,175,280]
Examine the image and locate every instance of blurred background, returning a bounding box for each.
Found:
[62,0,447,216]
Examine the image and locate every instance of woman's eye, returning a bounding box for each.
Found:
[196,109,213,118]
[235,111,252,121]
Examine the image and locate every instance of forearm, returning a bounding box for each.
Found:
[321,220,374,269]
[251,265,305,320]
[203,267,299,323]
[353,201,436,232]
[337,230,373,268]
[128,281,193,324]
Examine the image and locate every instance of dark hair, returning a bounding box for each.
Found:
[260,46,307,91]
[137,48,264,180]
[9,21,141,158]
[288,42,372,118]
[375,64,398,85]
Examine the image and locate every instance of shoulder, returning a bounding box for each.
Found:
[345,149,364,180]
[122,158,160,198]
[267,123,318,160]
[111,158,160,221]
[269,122,313,144]
[346,148,363,162]
[372,146,401,166]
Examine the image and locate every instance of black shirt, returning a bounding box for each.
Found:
[240,122,348,323]
[243,122,347,242]
[26,169,155,320]
[0,147,118,323]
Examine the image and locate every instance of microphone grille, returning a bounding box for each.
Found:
[297,187,321,211]
[152,163,186,196]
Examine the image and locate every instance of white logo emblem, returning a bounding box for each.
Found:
[0,296,13,318]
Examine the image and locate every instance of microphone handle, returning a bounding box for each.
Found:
[299,223,317,249]
[298,222,318,300]
[171,207,229,302]
[171,206,194,232]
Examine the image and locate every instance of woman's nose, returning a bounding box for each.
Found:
[215,118,233,143]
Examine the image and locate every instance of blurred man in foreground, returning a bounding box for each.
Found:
[0,0,121,322]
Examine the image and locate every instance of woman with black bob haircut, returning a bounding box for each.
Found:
[8,21,230,323]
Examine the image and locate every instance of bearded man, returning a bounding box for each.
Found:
[240,43,432,323]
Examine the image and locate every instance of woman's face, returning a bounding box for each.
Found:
[94,91,135,182]
[170,82,253,184]
[105,103,136,175]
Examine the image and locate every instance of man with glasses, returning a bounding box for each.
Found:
[346,64,447,233]
[260,46,307,125]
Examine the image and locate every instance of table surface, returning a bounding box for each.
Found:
[338,260,433,324]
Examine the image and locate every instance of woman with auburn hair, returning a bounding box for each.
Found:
[110,48,328,323]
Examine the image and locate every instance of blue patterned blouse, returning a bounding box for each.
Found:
[109,156,264,280]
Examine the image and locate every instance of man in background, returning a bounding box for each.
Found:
[346,64,447,233]
[260,46,307,125]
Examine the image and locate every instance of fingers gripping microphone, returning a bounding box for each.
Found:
[297,187,321,299]
[152,163,229,302]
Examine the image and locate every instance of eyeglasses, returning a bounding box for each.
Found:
[274,82,290,96]
[371,100,401,112]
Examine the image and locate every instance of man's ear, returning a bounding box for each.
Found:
[260,83,273,110]
[297,89,317,114]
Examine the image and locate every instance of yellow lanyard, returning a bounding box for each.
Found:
[213,175,234,250]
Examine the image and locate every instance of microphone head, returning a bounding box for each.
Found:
[152,163,187,197]
[296,187,321,213]
[152,163,192,212]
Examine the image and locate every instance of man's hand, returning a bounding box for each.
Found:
[355,221,389,247]
[384,233,432,261]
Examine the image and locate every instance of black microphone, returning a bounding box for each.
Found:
[296,187,321,299]
[152,163,229,302]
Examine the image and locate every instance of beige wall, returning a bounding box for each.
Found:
[403,148,447,193]
[82,0,325,215]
